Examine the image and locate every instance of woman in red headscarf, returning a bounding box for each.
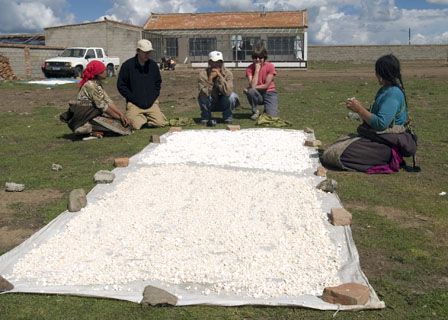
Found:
[60,60,132,137]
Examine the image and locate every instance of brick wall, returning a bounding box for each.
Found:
[0,44,64,78]
[309,44,448,62]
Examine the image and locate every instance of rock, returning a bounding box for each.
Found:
[317,179,338,193]
[141,285,178,306]
[315,166,327,177]
[94,170,115,184]
[150,135,160,143]
[322,282,370,305]
[304,127,314,134]
[52,163,63,171]
[5,182,25,192]
[304,140,322,147]
[227,125,240,131]
[168,127,182,133]
[330,208,352,226]
[68,188,87,212]
[0,275,14,292]
[114,158,129,167]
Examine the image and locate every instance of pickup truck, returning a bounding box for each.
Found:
[41,47,120,78]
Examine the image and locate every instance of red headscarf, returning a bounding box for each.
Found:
[78,60,106,88]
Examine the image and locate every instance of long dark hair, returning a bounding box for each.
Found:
[375,54,408,108]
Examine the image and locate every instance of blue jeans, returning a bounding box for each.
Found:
[198,92,239,121]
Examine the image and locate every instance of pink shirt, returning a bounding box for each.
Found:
[246,61,276,92]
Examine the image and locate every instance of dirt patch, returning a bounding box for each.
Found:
[1,61,446,115]
[0,188,65,252]
[344,201,432,229]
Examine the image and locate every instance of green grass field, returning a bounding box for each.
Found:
[0,65,447,319]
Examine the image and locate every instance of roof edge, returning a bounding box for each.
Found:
[45,18,142,31]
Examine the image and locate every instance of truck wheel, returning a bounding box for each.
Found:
[106,64,114,77]
[43,70,52,78]
[74,66,83,79]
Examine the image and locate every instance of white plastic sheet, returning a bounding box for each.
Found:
[0,129,384,310]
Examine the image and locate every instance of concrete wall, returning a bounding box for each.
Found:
[0,44,64,78]
[45,21,142,68]
[309,44,448,62]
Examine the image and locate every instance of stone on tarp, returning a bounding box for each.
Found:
[114,158,129,167]
[68,188,87,212]
[5,182,25,192]
[0,275,14,292]
[304,127,314,134]
[304,140,322,147]
[330,208,352,226]
[94,170,115,184]
[52,163,63,171]
[315,166,327,177]
[150,135,160,143]
[322,282,370,305]
[168,127,182,133]
[317,179,338,193]
[227,124,241,131]
[141,285,178,306]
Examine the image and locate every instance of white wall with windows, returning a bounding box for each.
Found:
[143,28,308,68]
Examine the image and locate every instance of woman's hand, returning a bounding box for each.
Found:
[346,98,372,125]
[346,98,364,114]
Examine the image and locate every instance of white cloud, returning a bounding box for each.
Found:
[1,0,447,45]
[0,0,74,34]
[106,0,199,26]
[427,0,448,5]
[216,0,254,11]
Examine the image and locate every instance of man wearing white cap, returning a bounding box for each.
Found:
[198,50,239,125]
[117,39,167,129]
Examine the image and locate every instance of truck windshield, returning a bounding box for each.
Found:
[60,49,86,58]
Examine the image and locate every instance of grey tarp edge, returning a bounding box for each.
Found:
[0,128,385,310]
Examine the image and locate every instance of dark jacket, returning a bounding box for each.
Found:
[117,55,162,109]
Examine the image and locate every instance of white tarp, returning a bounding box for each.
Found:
[0,129,384,310]
[20,79,80,86]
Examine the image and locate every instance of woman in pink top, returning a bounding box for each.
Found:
[244,45,278,120]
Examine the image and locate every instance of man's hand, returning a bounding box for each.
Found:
[120,114,132,127]
[254,62,262,72]
[208,68,221,83]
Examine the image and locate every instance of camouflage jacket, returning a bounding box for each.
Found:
[77,79,111,112]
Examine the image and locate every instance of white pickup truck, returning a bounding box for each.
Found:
[41,47,120,78]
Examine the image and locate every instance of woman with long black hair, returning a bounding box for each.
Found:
[322,54,418,173]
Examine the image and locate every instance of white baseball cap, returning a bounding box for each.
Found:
[137,39,153,52]
[208,51,223,62]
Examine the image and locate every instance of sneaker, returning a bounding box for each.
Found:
[200,119,209,126]
[224,118,233,125]
[74,122,92,135]
[91,131,104,139]
[250,110,260,120]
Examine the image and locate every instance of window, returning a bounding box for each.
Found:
[242,37,263,56]
[267,37,295,55]
[85,49,95,59]
[189,38,216,56]
[166,38,178,57]
[95,49,103,58]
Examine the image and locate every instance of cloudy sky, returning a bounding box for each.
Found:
[1,0,447,45]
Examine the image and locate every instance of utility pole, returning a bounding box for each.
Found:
[409,28,411,45]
